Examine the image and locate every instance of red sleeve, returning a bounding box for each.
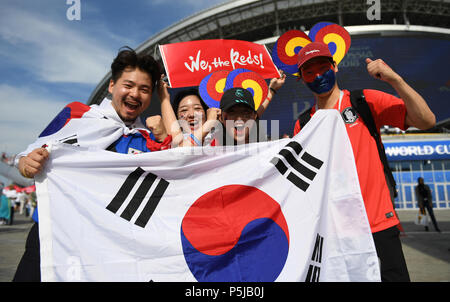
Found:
[293,119,301,136]
[363,89,407,130]
[138,130,172,151]
[157,134,172,150]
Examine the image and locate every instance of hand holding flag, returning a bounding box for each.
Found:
[18,147,49,178]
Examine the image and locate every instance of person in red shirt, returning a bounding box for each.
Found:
[292,42,435,282]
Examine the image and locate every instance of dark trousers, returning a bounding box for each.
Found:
[422,202,440,232]
[9,206,14,225]
[372,226,410,282]
[13,222,41,282]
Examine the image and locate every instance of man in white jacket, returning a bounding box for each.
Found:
[13,47,171,282]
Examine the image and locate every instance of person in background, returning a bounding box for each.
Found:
[0,183,11,225]
[415,177,441,233]
[8,186,16,226]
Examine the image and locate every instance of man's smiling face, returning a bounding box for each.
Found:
[108,66,153,122]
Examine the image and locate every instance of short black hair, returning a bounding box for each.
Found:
[110,46,162,89]
[172,88,209,116]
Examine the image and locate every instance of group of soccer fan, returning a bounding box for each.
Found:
[13,39,435,282]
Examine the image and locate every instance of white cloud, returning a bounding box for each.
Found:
[0,84,67,155]
[0,6,113,84]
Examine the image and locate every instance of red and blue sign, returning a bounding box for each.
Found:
[271,22,351,76]
[198,70,230,108]
[224,69,268,110]
[181,185,289,282]
[308,22,351,66]
[199,69,268,110]
[272,30,312,75]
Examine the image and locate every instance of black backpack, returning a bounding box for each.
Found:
[297,89,398,199]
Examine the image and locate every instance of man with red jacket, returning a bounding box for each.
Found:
[293,42,435,282]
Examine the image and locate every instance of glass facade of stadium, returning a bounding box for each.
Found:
[384,135,450,210]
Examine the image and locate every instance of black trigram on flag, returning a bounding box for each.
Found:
[270,141,323,192]
[106,167,169,228]
[305,233,324,282]
[58,134,78,145]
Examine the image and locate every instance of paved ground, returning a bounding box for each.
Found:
[396,209,450,282]
[0,212,32,282]
[0,209,449,282]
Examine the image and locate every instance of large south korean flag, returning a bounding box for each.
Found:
[36,110,380,282]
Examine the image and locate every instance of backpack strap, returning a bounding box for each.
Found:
[350,89,398,199]
[297,107,313,130]
[295,91,398,200]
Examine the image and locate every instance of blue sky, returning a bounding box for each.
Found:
[0,0,226,185]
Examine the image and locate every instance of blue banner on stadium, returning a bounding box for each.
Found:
[384,140,450,161]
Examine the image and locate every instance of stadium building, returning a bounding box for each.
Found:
[87,0,450,210]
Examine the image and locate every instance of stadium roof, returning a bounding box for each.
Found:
[88,0,450,105]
